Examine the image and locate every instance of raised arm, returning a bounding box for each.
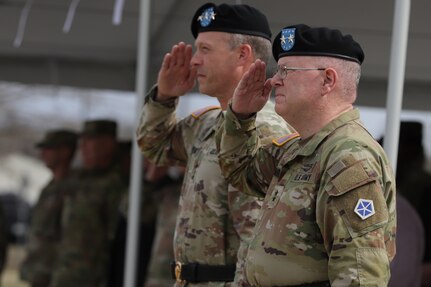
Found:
[136,42,197,165]
[217,60,295,196]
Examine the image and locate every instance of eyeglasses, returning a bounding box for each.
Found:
[273,66,325,79]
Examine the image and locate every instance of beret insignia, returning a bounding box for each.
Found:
[197,7,216,27]
[281,28,295,51]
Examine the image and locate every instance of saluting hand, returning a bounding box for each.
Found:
[156,42,197,101]
[231,59,272,119]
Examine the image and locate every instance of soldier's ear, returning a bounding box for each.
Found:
[238,44,252,63]
[321,68,337,95]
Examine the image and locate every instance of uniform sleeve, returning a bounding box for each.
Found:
[226,102,293,286]
[316,145,396,286]
[217,104,280,197]
[136,85,188,165]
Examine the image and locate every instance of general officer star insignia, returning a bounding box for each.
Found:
[354,198,375,220]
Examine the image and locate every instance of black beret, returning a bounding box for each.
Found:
[191,2,271,40]
[35,129,78,149]
[272,24,364,64]
[81,119,117,138]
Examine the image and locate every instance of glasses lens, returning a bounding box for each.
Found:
[274,66,286,79]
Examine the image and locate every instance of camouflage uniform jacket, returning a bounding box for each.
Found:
[136,86,292,286]
[50,167,126,287]
[217,108,396,286]
[20,179,66,287]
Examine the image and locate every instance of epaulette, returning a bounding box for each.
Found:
[191,105,221,119]
[272,132,300,147]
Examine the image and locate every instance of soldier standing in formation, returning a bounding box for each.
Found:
[144,164,185,287]
[20,129,77,287]
[217,24,396,286]
[50,120,126,287]
[136,2,292,285]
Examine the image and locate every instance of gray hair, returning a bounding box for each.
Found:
[316,57,361,101]
[228,34,272,64]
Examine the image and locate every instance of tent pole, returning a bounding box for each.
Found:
[123,0,151,286]
[383,0,411,174]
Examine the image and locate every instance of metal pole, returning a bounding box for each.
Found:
[383,0,411,174]
[123,0,151,286]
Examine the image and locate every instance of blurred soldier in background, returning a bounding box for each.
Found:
[144,163,184,287]
[20,129,77,287]
[0,200,7,283]
[107,143,158,287]
[393,121,431,286]
[50,119,126,287]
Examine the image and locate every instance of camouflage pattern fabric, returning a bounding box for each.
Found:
[50,167,126,287]
[136,86,292,286]
[145,176,183,287]
[217,108,396,286]
[20,179,66,287]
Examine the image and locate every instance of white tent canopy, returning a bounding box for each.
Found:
[0,0,430,110]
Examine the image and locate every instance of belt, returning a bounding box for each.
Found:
[170,261,235,284]
[278,281,330,287]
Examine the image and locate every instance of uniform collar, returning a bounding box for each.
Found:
[297,109,360,157]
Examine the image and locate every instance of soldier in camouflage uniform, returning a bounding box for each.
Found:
[144,164,184,287]
[20,129,78,287]
[217,24,396,286]
[136,3,292,286]
[50,120,127,287]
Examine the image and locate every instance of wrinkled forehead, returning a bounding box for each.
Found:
[194,31,231,47]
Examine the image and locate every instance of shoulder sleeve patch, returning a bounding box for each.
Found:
[272,132,300,147]
[191,105,221,119]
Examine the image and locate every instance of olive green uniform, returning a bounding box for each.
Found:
[50,167,126,287]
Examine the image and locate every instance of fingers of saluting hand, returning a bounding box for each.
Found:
[240,59,266,91]
[162,42,193,71]
[251,59,266,83]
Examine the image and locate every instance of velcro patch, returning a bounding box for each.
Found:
[326,155,388,237]
[191,105,221,119]
[272,132,300,147]
[332,182,388,237]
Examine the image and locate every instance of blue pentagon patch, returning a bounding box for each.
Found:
[280,28,296,51]
[354,199,375,220]
[197,7,216,27]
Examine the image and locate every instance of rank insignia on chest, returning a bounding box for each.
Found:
[354,198,375,220]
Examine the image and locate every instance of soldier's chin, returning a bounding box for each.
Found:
[197,85,212,97]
